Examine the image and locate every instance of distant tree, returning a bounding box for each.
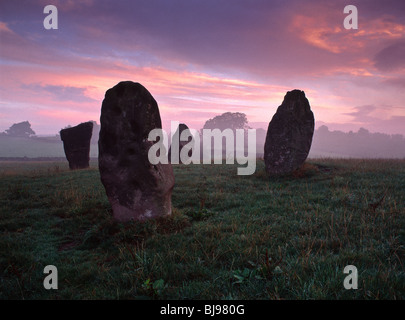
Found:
[392,134,404,143]
[311,125,405,158]
[317,125,329,135]
[55,125,72,138]
[202,112,249,132]
[201,112,251,159]
[357,127,370,137]
[5,121,35,137]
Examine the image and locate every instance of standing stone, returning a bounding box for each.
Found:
[60,121,93,170]
[168,123,193,163]
[98,81,174,222]
[264,90,314,175]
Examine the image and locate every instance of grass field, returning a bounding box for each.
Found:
[0,158,404,299]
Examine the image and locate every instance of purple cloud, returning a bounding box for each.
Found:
[1,0,405,135]
[374,40,405,71]
[21,84,96,103]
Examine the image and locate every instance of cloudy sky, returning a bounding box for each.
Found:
[1,0,405,135]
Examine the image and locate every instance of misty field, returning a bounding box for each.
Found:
[0,159,404,300]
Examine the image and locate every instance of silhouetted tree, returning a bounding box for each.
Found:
[202,112,249,132]
[4,121,35,137]
[317,125,329,135]
[357,127,370,137]
[200,112,250,160]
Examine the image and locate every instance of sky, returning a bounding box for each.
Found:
[0,0,405,135]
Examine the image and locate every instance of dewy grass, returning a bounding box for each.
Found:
[0,159,404,299]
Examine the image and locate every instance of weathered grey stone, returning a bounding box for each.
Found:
[98,81,174,222]
[60,121,93,170]
[264,90,314,175]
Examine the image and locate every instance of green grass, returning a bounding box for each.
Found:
[0,159,404,299]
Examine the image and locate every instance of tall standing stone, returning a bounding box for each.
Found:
[60,121,93,170]
[168,123,193,163]
[98,81,174,222]
[264,90,314,175]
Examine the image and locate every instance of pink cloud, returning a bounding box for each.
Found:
[1,0,405,136]
[0,21,12,33]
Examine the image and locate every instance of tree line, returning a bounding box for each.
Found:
[1,116,404,158]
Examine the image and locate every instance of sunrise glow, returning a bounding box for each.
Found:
[1,0,404,135]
